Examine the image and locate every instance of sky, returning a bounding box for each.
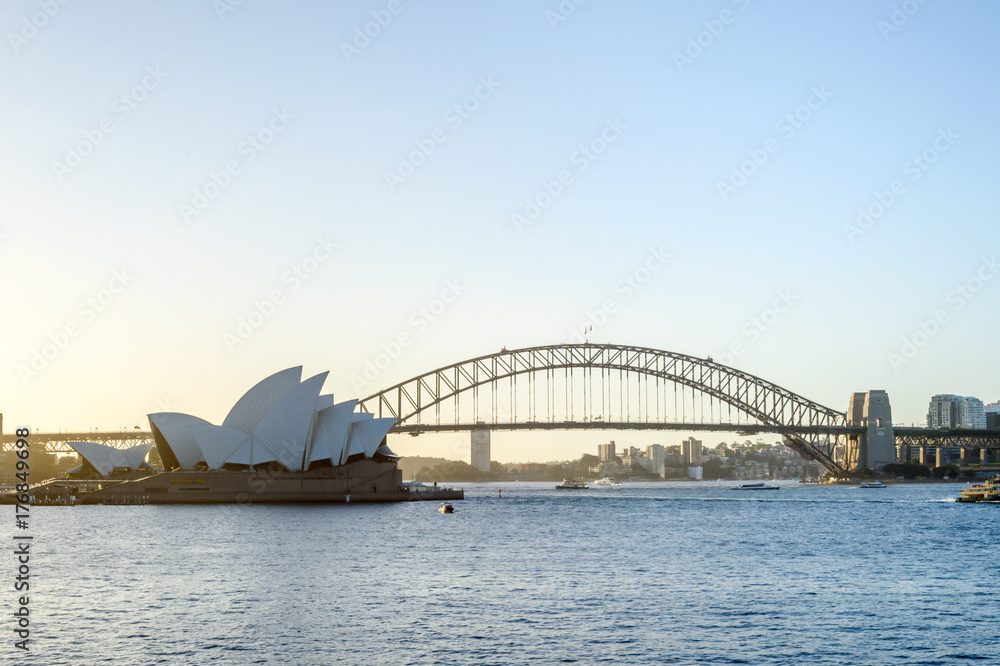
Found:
[2,0,998,463]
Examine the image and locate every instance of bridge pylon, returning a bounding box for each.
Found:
[845,390,894,472]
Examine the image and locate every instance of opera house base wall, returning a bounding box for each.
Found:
[56,461,462,505]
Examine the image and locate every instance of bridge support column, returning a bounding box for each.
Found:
[983,448,989,465]
[960,447,966,465]
[918,446,926,465]
[846,390,893,471]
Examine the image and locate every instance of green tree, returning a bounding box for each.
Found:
[630,462,652,478]
[931,464,960,479]
[884,462,930,479]
[701,458,728,480]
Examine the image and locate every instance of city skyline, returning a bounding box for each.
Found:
[3,1,998,464]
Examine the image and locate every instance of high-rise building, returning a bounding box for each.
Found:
[927,395,986,429]
[958,397,986,429]
[681,437,702,465]
[985,402,1000,431]
[598,440,616,462]
[927,395,957,428]
[646,444,665,475]
[471,427,491,472]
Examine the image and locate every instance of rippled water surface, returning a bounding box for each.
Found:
[14,481,1000,664]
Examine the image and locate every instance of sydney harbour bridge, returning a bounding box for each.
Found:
[4,343,999,476]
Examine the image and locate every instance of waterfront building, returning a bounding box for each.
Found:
[661,465,687,479]
[681,437,702,465]
[145,367,398,472]
[987,403,1000,431]
[926,395,986,429]
[471,425,491,472]
[927,394,958,428]
[686,465,703,480]
[957,397,986,429]
[598,441,616,462]
[646,444,665,475]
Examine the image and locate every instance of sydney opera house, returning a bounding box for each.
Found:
[56,367,461,504]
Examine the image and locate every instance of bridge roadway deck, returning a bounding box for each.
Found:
[391,421,865,436]
[1,431,153,453]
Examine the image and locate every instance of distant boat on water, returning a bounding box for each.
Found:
[594,478,622,486]
[555,478,589,489]
[860,481,887,489]
[731,482,779,491]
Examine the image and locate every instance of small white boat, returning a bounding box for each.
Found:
[594,478,622,486]
[438,502,454,513]
[860,481,886,489]
[731,482,779,491]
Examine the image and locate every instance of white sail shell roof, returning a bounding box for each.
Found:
[222,366,303,435]
[350,418,398,458]
[309,399,358,466]
[343,413,374,460]
[252,372,327,472]
[149,413,214,470]
[308,400,352,464]
[191,425,251,470]
[69,441,153,477]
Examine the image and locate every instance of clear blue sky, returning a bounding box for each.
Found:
[2,0,997,461]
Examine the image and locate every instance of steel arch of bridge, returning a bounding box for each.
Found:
[360,343,852,473]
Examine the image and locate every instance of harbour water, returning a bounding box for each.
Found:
[15,481,1000,664]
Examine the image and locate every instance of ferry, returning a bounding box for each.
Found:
[956,475,1000,503]
[730,482,779,491]
[594,478,622,486]
[860,481,887,489]
[555,478,589,490]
